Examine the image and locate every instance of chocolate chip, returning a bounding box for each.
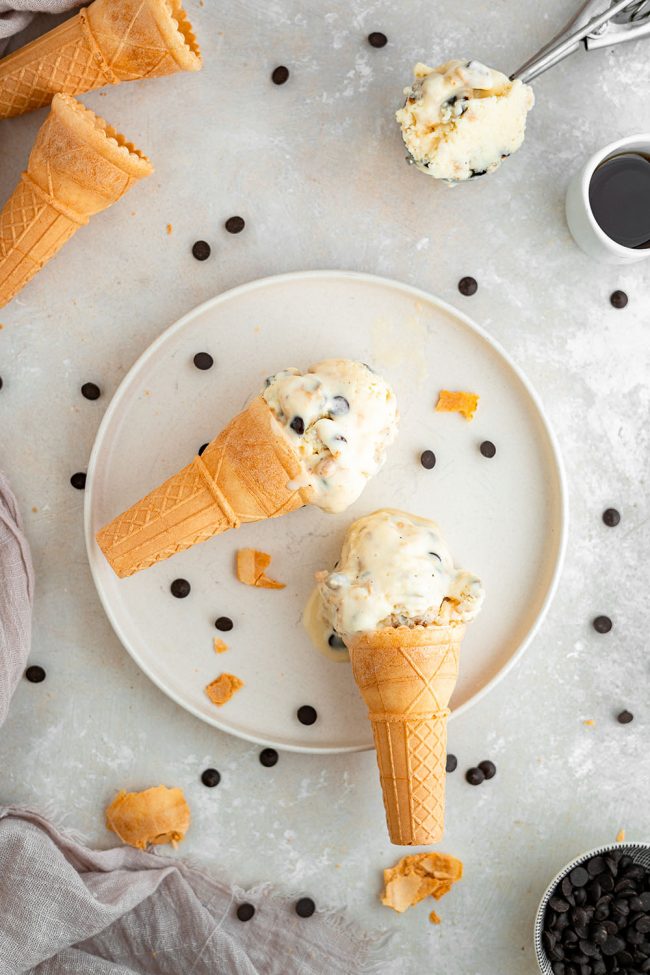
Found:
[193,352,214,370]
[571,867,590,889]
[259,748,278,767]
[458,276,478,296]
[602,508,620,527]
[25,665,45,683]
[420,450,436,469]
[478,760,496,780]
[225,216,245,234]
[330,396,349,415]
[610,290,628,309]
[602,935,625,955]
[198,443,209,456]
[617,710,634,724]
[81,382,101,400]
[297,705,317,725]
[215,617,233,631]
[588,857,606,876]
[0,377,3,390]
[170,578,191,598]
[637,916,650,933]
[592,616,612,634]
[550,897,571,914]
[201,768,221,787]
[446,753,458,773]
[295,897,316,917]
[236,903,255,922]
[272,65,289,85]
[328,632,345,649]
[70,472,86,490]
[367,31,387,47]
[290,416,304,435]
[465,767,484,786]
[192,240,211,261]
[480,441,496,458]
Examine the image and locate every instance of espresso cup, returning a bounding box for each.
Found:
[565,133,650,264]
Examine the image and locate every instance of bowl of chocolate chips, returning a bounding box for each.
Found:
[535,844,650,975]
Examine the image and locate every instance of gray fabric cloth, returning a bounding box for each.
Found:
[0,476,388,974]
[0,1,82,53]
[0,472,34,727]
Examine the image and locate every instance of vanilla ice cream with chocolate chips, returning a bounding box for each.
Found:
[314,509,483,644]
[262,360,398,514]
[396,59,534,182]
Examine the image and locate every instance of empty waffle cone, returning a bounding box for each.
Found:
[96,396,312,578]
[0,93,153,308]
[0,0,201,119]
[349,623,465,846]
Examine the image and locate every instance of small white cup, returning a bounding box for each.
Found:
[565,133,650,264]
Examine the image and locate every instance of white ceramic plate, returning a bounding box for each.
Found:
[85,271,567,753]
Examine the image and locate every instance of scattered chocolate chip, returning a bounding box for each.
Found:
[25,665,45,683]
[368,31,387,48]
[465,767,484,786]
[330,396,349,415]
[458,276,478,296]
[272,65,289,85]
[295,897,316,917]
[215,616,233,631]
[70,472,86,490]
[446,754,458,773]
[193,352,214,370]
[593,615,612,634]
[617,710,634,724]
[192,240,211,261]
[225,216,245,234]
[290,416,305,435]
[480,441,496,458]
[236,903,255,922]
[610,290,628,309]
[198,443,209,456]
[478,760,496,780]
[570,866,590,888]
[602,508,621,527]
[0,377,3,390]
[297,705,317,725]
[259,748,278,767]
[328,632,346,649]
[420,450,436,470]
[81,382,101,400]
[201,768,221,787]
[170,578,191,598]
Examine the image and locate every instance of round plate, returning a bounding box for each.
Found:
[85,271,567,753]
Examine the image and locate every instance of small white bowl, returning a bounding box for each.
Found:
[565,133,650,264]
[534,842,650,974]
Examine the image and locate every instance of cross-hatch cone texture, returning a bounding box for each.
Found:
[349,623,465,846]
[96,396,312,578]
[0,0,201,119]
[0,94,152,308]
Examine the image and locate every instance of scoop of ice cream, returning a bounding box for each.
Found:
[396,59,534,182]
[262,359,398,514]
[316,508,483,639]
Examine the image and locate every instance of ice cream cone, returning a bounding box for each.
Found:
[96,395,312,578]
[348,623,465,846]
[0,0,201,120]
[0,94,153,308]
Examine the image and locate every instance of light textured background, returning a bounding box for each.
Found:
[1,1,649,972]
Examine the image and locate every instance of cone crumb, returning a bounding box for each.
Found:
[616,828,626,843]
[435,390,479,421]
[166,223,173,235]
[381,852,463,918]
[583,719,595,727]
[236,548,285,589]
[213,637,228,654]
[205,673,244,707]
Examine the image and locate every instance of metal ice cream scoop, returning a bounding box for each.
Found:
[511,0,650,84]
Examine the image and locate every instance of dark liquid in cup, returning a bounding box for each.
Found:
[588,152,650,249]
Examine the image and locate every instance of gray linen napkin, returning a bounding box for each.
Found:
[0,473,391,973]
[0,1,81,53]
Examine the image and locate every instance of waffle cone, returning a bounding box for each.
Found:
[349,623,464,846]
[96,396,311,578]
[0,94,152,308]
[0,0,201,119]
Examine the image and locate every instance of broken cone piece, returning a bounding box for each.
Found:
[105,784,190,849]
[236,548,285,589]
[213,637,229,654]
[381,852,463,916]
[435,390,479,421]
[205,672,244,707]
